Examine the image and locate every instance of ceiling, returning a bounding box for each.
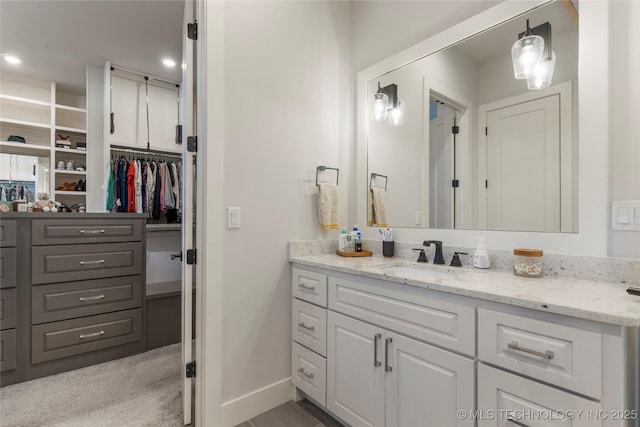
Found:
[0,0,184,95]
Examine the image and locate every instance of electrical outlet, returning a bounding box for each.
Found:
[611,201,640,231]
[415,211,422,226]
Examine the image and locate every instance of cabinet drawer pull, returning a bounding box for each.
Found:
[506,416,529,427]
[79,229,106,234]
[297,367,314,379]
[298,283,315,291]
[79,330,105,339]
[79,294,105,302]
[507,340,554,360]
[298,322,315,332]
[79,259,106,266]
[374,333,381,367]
[385,337,393,372]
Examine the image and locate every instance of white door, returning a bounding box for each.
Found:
[109,75,139,146]
[137,84,180,151]
[327,311,385,427]
[180,0,196,424]
[429,103,455,229]
[385,332,475,427]
[485,95,560,232]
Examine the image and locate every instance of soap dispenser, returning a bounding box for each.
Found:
[472,236,490,269]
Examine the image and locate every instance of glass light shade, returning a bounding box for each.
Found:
[511,34,545,79]
[388,100,405,127]
[527,51,556,90]
[370,92,389,121]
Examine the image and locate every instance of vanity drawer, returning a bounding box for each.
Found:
[31,308,142,364]
[292,268,327,308]
[292,341,326,407]
[0,329,17,372]
[0,288,17,330]
[0,247,17,289]
[0,220,17,247]
[32,275,143,324]
[478,364,601,427]
[478,308,602,399]
[31,242,143,285]
[329,275,475,356]
[32,219,143,245]
[292,298,327,357]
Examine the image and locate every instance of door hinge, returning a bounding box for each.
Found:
[187,136,197,152]
[187,22,198,40]
[175,124,183,145]
[485,127,488,136]
[452,125,459,135]
[186,361,196,378]
[186,249,197,265]
[485,180,488,189]
[452,179,459,188]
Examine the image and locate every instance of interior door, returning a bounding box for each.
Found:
[429,102,455,229]
[181,0,196,424]
[485,95,560,232]
[327,311,385,427]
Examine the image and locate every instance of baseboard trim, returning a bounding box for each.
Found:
[221,377,294,427]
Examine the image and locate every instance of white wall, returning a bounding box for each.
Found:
[211,1,352,424]
[609,0,640,258]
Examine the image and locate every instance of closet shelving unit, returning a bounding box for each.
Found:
[0,76,87,207]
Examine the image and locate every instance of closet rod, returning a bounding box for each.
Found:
[110,144,182,159]
[110,65,180,89]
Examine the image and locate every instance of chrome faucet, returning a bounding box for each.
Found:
[423,240,445,264]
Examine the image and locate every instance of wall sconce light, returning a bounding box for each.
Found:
[511,19,553,84]
[527,50,556,90]
[370,82,405,126]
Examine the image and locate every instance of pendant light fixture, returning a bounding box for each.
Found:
[511,19,553,81]
[370,82,405,126]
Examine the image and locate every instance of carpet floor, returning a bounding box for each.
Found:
[0,344,184,427]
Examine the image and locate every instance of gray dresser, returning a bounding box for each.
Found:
[0,213,147,386]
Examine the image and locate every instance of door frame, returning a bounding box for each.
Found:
[477,81,573,232]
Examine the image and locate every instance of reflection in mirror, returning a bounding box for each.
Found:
[0,153,49,202]
[367,0,578,233]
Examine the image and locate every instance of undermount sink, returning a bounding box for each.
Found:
[369,260,463,282]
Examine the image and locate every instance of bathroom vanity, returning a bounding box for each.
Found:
[290,253,640,427]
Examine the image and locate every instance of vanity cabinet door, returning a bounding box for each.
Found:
[385,332,475,427]
[327,311,385,427]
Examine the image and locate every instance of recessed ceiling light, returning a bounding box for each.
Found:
[3,55,21,65]
[162,58,176,67]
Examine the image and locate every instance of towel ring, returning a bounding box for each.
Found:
[316,166,339,187]
[370,173,388,191]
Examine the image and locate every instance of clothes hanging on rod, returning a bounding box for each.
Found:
[0,182,35,203]
[106,148,182,223]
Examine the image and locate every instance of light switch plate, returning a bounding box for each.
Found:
[611,201,640,231]
[227,207,240,229]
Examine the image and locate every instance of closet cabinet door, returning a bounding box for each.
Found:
[385,332,475,427]
[110,76,139,146]
[327,311,385,427]
[148,85,178,151]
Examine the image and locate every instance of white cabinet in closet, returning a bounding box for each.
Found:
[109,74,180,153]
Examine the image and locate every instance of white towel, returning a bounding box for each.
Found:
[317,183,339,230]
[369,187,388,227]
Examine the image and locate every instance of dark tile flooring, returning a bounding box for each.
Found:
[236,399,344,427]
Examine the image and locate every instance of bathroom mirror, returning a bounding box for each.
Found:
[366,0,578,233]
[0,153,49,202]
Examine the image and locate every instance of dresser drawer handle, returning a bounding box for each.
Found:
[79,330,105,339]
[79,294,105,302]
[297,367,314,379]
[79,259,106,266]
[298,283,315,292]
[506,416,529,426]
[79,229,106,234]
[298,322,315,332]
[508,340,554,360]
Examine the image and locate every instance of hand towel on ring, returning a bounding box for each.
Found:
[317,183,339,230]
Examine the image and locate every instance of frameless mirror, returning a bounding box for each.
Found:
[0,153,49,202]
[367,0,578,232]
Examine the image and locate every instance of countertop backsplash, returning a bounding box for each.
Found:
[288,239,640,285]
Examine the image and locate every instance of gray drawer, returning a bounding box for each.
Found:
[32,308,142,364]
[1,329,17,372]
[0,220,17,247]
[0,288,17,330]
[32,219,143,246]
[32,242,143,285]
[0,247,17,289]
[32,275,143,324]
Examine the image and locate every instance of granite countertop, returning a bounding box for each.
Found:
[289,253,640,327]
